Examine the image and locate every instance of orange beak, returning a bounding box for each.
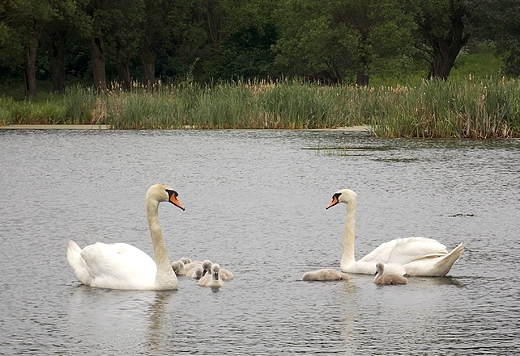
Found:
[170,195,185,211]
[326,195,339,210]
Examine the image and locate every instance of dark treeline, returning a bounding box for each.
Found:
[0,0,519,96]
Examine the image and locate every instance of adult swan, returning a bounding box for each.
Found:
[67,184,185,290]
[326,189,466,277]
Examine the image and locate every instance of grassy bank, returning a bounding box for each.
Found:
[1,78,519,138]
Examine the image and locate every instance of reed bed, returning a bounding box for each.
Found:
[1,77,519,138]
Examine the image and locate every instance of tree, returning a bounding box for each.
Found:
[217,0,278,80]
[273,0,356,84]
[471,0,520,77]
[274,0,414,86]
[78,0,110,92]
[331,0,414,86]
[1,0,56,95]
[45,0,78,92]
[412,0,470,80]
[139,0,169,86]
[103,0,144,90]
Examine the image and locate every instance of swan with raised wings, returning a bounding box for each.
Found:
[327,189,466,276]
[67,184,185,290]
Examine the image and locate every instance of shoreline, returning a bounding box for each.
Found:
[0,124,110,130]
[0,124,370,131]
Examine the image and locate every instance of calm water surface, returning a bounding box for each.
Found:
[0,129,519,354]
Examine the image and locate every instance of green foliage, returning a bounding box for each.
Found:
[1,0,519,92]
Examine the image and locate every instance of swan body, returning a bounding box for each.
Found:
[66,184,185,290]
[374,263,408,285]
[302,269,349,281]
[218,268,234,281]
[186,264,203,279]
[327,189,466,276]
[198,264,224,288]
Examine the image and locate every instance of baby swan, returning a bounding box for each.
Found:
[183,258,203,272]
[374,262,408,286]
[200,259,234,280]
[201,260,212,277]
[180,257,191,265]
[171,260,187,276]
[186,264,203,279]
[218,268,234,281]
[302,269,349,281]
[198,264,224,288]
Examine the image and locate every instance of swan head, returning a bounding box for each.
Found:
[326,189,357,209]
[211,264,220,280]
[180,257,191,265]
[171,260,185,274]
[375,262,384,276]
[202,260,212,276]
[147,184,185,211]
[194,264,203,278]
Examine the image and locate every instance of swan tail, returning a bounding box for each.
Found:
[67,240,91,286]
[434,242,466,276]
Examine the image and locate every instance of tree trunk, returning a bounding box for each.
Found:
[50,31,67,92]
[419,0,470,80]
[139,45,155,87]
[356,40,370,86]
[90,36,106,92]
[24,29,42,96]
[429,45,460,80]
[356,69,369,87]
[117,59,132,90]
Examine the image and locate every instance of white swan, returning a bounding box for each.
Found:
[186,264,203,279]
[374,262,408,285]
[198,264,224,288]
[66,184,185,290]
[302,269,349,281]
[327,189,466,276]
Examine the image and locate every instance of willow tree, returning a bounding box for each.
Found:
[412,0,471,80]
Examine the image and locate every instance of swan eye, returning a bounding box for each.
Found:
[333,193,341,200]
[165,189,178,198]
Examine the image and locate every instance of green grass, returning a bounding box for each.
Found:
[1,77,519,137]
[1,47,519,137]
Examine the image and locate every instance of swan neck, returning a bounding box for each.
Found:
[146,200,174,280]
[341,201,356,267]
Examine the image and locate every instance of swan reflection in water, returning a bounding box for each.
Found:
[146,291,174,353]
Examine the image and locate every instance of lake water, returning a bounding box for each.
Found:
[0,129,519,354]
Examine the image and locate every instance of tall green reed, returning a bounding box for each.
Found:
[2,77,519,137]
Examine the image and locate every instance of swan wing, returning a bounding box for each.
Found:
[352,237,448,275]
[357,239,400,264]
[79,242,157,288]
[386,237,448,265]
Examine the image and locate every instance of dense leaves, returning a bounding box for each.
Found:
[0,0,518,94]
